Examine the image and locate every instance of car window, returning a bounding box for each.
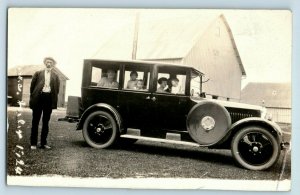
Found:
[90,65,120,89]
[156,67,186,95]
[190,71,201,97]
[123,65,150,91]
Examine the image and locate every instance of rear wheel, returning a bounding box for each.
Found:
[231,126,280,170]
[82,111,118,149]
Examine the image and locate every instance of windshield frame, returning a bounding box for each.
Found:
[190,69,204,97]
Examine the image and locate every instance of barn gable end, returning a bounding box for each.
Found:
[182,15,244,101]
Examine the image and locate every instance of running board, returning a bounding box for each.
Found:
[120,134,200,147]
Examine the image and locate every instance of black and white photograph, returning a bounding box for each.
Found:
[6,8,291,191]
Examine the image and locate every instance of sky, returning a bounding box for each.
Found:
[7,8,292,98]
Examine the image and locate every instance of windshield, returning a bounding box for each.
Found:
[190,70,202,97]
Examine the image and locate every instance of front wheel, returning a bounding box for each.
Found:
[231,126,280,170]
[82,111,118,149]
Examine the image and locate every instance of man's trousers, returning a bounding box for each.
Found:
[30,92,53,146]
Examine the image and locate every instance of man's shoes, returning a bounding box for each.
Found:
[30,145,37,150]
[39,145,52,149]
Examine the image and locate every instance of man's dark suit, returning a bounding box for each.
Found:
[30,70,60,109]
[29,69,60,146]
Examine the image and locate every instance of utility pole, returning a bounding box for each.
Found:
[132,11,140,60]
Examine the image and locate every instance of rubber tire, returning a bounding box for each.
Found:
[82,111,118,149]
[231,126,280,170]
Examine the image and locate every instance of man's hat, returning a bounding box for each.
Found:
[43,57,56,65]
[169,77,179,82]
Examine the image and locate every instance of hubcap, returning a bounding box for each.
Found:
[201,116,215,131]
[237,131,274,166]
[252,146,259,152]
[87,115,113,145]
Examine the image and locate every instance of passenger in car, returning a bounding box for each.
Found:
[157,77,168,93]
[135,79,145,90]
[126,71,138,89]
[166,77,182,94]
[97,69,119,88]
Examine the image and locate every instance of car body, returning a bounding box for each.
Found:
[66,59,284,170]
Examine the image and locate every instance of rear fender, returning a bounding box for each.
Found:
[76,103,123,133]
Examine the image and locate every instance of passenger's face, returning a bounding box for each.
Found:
[171,80,178,87]
[161,81,167,88]
[131,74,137,80]
[107,70,116,79]
[137,81,143,89]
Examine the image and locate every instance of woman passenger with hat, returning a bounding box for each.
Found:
[157,77,168,93]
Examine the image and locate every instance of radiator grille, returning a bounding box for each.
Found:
[227,108,261,123]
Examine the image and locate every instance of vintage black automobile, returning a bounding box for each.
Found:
[65,59,285,171]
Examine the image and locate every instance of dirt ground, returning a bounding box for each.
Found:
[7,107,291,180]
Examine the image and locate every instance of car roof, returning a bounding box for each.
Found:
[85,59,205,75]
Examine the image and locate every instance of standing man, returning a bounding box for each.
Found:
[29,57,60,149]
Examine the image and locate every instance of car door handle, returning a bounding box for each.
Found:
[146,96,156,101]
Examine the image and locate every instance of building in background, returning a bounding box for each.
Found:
[7,65,68,108]
[241,82,291,124]
[138,14,246,101]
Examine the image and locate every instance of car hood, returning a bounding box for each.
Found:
[190,97,263,111]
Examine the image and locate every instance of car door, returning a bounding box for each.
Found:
[152,65,190,131]
[152,93,189,130]
[117,63,155,130]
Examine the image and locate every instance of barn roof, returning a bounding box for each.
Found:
[241,82,291,108]
[136,14,211,60]
[8,65,69,80]
[220,15,246,76]
[93,13,246,76]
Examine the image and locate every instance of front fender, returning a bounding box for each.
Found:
[76,103,123,133]
[225,117,283,143]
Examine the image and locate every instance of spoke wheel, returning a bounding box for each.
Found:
[83,111,118,149]
[231,126,280,170]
